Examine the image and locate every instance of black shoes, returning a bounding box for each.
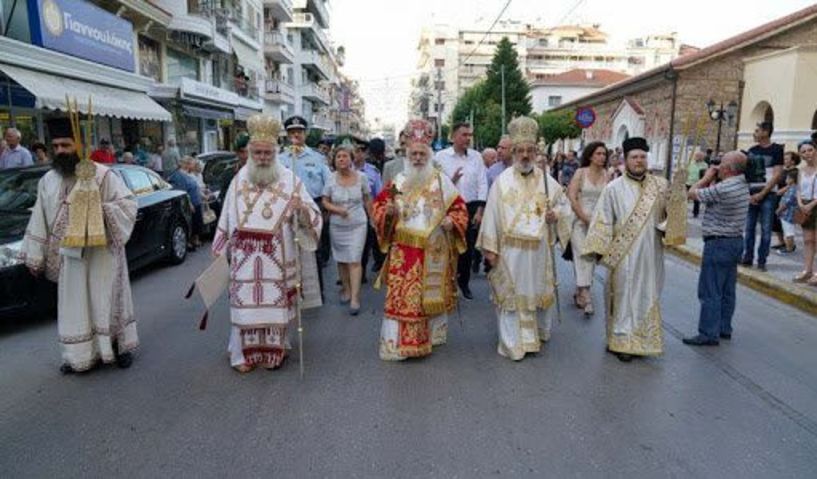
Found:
[116,352,133,369]
[459,285,473,300]
[719,333,732,340]
[757,263,767,272]
[59,363,75,375]
[682,335,719,346]
[615,353,633,362]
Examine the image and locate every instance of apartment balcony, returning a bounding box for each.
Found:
[264,0,294,22]
[305,0,330,29]
[299,50,331,81]
[310,113,333,132]
[264,31,295,64]
[301,82,330,106]
[264,79,296,105]
[287,12,330,54]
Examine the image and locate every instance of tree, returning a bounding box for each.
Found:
[484,37,532,122]
[538,109,582,148]
[449,37,533,147]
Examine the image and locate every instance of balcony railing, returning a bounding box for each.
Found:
[289,12,330,52]
[263,30,294,60]
[301,82,329,105]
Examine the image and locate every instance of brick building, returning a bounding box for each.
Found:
[552,4,817,173]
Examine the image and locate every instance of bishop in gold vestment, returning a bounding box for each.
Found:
[477,117,571,361]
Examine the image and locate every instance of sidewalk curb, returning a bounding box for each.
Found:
[668,245,817,316]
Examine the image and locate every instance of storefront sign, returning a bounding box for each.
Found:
[27,0,135,72]
[180,77,239,105]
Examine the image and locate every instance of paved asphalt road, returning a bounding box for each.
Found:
[1,247,816,478]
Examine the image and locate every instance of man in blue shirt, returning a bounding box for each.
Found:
[279,116,331,293]
[352,138,384,279]
[168,156,202,250]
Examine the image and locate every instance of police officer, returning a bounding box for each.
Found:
[279,116,332,294]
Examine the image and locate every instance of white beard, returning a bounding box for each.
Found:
[402,161,433,191]
[514,158,534,174]
[247,158,280,186]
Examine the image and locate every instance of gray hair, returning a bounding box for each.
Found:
[722,151,747,174]
[4,127,21,139]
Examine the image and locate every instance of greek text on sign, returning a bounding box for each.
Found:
[28,0,136,72]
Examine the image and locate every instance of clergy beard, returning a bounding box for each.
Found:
[247,159,279,186]
[514,158,534,175]
[402,161,433,191]
[52,153,80,177]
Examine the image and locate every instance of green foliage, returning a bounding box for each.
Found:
[449,37,533,148]
[538,109,582,145]
[306,128,323,148]
[484,37,532,119]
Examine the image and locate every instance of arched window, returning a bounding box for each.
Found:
[750,101,775,126]
[811,108,817,130]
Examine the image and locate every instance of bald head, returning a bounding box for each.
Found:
[482,148,497,168]
[719,151,747,178]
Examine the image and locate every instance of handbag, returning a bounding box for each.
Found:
[202,203,217,225]
[793,174,817,225]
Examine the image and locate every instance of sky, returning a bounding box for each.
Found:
[329,0,815,133]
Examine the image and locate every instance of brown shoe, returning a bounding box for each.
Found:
[793,271,813,283]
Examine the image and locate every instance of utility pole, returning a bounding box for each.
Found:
[501,64,506,134]
[435,67,444,144]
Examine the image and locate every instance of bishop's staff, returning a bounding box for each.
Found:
[290,186,306,380]
[539,139,562,323]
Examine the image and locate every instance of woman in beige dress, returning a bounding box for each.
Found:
[567,141,609,315]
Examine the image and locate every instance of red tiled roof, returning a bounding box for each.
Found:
[555,3,817,109]
[532,68,630,87]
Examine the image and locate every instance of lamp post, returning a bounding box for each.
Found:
[706,100,739,154]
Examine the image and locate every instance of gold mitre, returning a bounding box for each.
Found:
[507,116,539,146]
[247,114,281,144]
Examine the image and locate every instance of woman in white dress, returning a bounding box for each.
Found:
[322,143,372,315]
[567,141,610,315]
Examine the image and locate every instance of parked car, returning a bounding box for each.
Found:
[0,164,192,320]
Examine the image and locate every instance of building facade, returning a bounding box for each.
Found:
[1,0,365,156]
[551,4,817,171]
[409,20,688,124]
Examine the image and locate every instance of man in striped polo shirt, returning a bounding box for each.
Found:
[683,151,750,346]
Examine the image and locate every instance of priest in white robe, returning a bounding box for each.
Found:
[582,137,670,362]
[477,117,571,361]
[212,114,322,373]
[21,116,138,374]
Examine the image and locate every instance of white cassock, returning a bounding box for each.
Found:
[477,167,571,360]
[21,165,138,371]
[213,164,322,368]
[582,174,669,356]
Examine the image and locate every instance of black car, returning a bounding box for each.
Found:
[0,164,192,319]
[197,151,237,213]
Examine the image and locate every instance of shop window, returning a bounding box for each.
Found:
[138,36,162,82]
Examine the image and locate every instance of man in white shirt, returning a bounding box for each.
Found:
[434,122,488,299]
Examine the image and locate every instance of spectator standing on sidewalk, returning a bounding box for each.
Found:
[90,138,115,164]
[794,140,817,285]
[772,151,801,252]
[0,127,33,169]
[775,169,800,255]
[683,151,750,346]
[742,121,784,271]
[686,151,708,218]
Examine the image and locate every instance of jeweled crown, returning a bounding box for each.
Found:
[508,116,539,146]
[404,119,434,145]
[247,114,281,144]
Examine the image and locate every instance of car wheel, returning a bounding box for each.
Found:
[167,220,188,265]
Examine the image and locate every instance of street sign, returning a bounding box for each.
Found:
[575,107,596,129]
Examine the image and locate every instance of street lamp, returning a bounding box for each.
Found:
[706,99,739,154]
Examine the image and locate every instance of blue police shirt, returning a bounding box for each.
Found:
[279,146,331,200]
[358,162,383,198]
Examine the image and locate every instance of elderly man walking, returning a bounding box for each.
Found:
[0,127,33,169]
[683,152,750,346]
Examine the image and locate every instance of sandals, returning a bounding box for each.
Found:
[573,293,587,309]
[793,271,813,283]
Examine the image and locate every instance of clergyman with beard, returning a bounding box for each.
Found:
[211,114,323,373]
[21,116,139,374]
[371,119,468,361]
[581,136,671,363]
[477,116,570,361]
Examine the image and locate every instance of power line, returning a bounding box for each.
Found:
[352,0,514,84]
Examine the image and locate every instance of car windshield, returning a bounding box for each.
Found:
[203,156,237,186]
[0,169,45,212]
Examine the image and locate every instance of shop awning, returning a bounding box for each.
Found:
[232,39,265,74]
[0,64,172,122]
